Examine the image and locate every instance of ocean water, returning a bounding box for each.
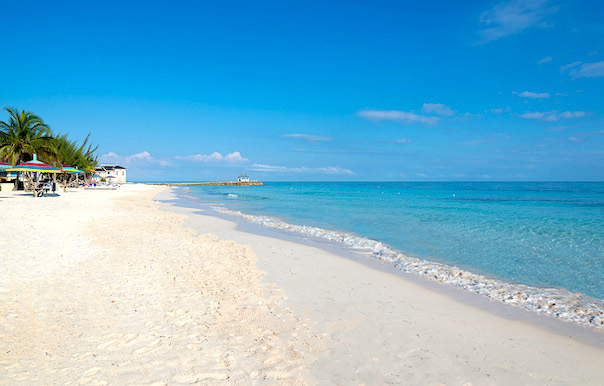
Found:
[178,181,604,327]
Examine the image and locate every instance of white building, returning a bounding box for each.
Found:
[237,172,250,182]
[95,165,127,183]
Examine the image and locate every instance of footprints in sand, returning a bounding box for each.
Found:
[133,338,162,355]
[0,187,324,383]
[173,372,230,383]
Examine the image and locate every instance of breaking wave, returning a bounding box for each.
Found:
[212,205,604,329]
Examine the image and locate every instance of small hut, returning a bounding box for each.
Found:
[237,172,250,182]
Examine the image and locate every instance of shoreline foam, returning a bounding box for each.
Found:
[176,188,604,329]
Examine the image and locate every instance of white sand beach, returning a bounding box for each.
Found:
[1,184,603,385]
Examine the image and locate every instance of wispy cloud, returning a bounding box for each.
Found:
[100,152,123,163]
[293,149,380,154]
[461,134,510,146]
[545,124,578,132]
[520,110,587,122]
[544,122,589,132]
[543,130,604,144]
[490,107,514,114]
[281,133,332,142]
[250,163,355,175]
[478,0,558,44]
[566,130,604,144]
[514,91,550,99]
[388,137,413,144]
[127,151,154,162]
[174,151,248,163]
[422,103,455,116]
[315,166,355,175]
[560,61,582,72]
[537,56,552,64]
[357,110,440,126]
[569,61,604,78]
[100,151,174,167]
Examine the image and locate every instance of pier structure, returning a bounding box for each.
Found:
[146,181,263,186]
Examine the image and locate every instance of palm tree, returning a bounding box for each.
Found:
[0,107,57,190]
[0,107,56,164]
[53,131,99,187]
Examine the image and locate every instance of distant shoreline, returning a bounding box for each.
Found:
[145,181,263,186]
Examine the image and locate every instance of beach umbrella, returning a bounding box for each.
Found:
[61,164,85,189]
[61,164,85,174]
[0,162,13,180]
[7,154,61,173]
[89,174,101,184]
[7,154,61,196]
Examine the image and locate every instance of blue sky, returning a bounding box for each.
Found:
[2,0,603,181]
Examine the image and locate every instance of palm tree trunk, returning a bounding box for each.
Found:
[13,171,20,191]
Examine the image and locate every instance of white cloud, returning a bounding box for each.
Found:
[560,61,582,72]
[100,152,119,161]
[422,103,455,116]
[491,108,504,114]
[558,111,587,119]
[127,151,153,162]
[569,61,604,78]
[357,110,440,125]
[478,0,557,44]
[537,56,552,64]
[316,166,355,175]
[174,151,248,163]
[100,151,173,167]
[389,138,413,144]
[519,110,587,122]
[250,163,354,175]
[514,91,550,98]
[281,134,332,142]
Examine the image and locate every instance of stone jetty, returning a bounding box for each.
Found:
[146,181,263,186]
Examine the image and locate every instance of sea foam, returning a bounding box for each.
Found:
[212,205,604,329]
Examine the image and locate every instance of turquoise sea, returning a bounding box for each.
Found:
[177,181,604,326]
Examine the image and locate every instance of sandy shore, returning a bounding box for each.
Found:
[1,184,602,384]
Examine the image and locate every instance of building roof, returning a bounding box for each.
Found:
[238,172,249,178]
[96,164,127,171]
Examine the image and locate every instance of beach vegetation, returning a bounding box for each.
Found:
[0,107,56,165]
[53,131,99,173]
[0,107,99,170]
[1,107,100,188]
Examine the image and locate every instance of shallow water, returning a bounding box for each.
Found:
[179,181,604,327]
